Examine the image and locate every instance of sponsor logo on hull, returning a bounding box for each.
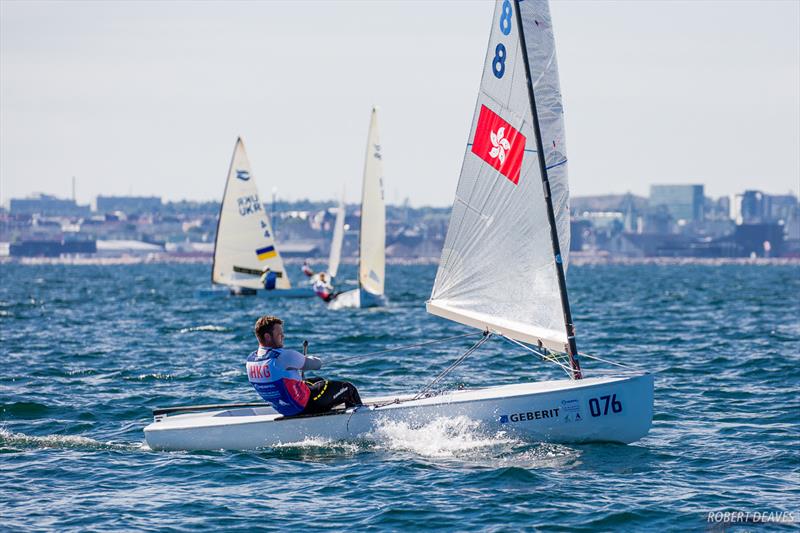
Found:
[499,408,560,424]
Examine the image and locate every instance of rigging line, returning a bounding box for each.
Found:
[313,331,484,365]
[577,352,638,369]
[411,331,493,401]
[496,334,573,377]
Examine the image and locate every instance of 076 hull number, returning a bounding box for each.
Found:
[589,394,622,417]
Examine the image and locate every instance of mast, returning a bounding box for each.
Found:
[513,0,581,379]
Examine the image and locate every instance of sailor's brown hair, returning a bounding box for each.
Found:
[254,315,283,344]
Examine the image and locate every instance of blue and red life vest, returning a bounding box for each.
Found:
[246,348,310,416]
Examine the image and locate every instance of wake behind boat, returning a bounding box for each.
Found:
[200,137,314,299]
[146,0,653,451]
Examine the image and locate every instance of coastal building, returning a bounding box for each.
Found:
[10,194,91,217]
[649,184,705,224]
[96,196,162,215]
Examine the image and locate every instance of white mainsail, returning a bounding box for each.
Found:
[427,0,571,352]
[358,107,386,297]
[212,137,291,290]
[327,191,346,279]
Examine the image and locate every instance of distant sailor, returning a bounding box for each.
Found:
[246,315,363,416]
[260,266,278,290]
[312,272,337,302]
[301,260,315,277]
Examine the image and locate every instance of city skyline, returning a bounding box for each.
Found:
[2,1,798,207]
[3,180,797,211]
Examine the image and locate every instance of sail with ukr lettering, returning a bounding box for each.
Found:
[328,191,346,279]
[358,107,386,296]
[212,138,291,290]
[427,0,571,352]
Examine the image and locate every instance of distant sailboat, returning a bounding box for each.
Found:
[307,191,346,291]
[204,137,313,298]
[145,0,652,451]
[328,107,387,309]
[327,191,346,280]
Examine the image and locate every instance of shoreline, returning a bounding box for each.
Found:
[1,254,798,267]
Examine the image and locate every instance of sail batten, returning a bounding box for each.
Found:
[428,0,571,351]
[212,138,290,290]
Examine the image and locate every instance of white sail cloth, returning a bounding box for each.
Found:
[428,0,570,352]
[327,193,346,279]
[212,138,290,290]
[358,106,386,297]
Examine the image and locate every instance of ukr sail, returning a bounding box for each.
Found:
[212,137,291,290]
[427,0,571,352]
[358,107,386,297]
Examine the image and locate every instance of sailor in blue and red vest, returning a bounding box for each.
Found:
[246,315,363,416]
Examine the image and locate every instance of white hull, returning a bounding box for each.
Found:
[327,287,387,310]
[195,287,315,299]
[144,373,653,451]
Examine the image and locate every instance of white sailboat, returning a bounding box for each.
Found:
[327,191,346,280]
[309,190,346,284]
[201,137,313,298]
[307,192,347,295]
[145,0,653,451]
[327,106,387,309]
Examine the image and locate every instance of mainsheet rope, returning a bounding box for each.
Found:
[311,330,639,410]
[307,330,484,365]
[495,334,574,377]
[368,330,494,409]
[411,330,493,401]
[577,351,638,369]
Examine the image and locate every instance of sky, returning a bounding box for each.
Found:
[1,0,798,207]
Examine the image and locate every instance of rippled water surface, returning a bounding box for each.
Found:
[1,262,798,531]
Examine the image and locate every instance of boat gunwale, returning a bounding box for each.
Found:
[145,373,651,434]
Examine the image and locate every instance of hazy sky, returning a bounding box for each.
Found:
[2,0,798,207]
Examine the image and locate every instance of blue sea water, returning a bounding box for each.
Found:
[1,262,798,531]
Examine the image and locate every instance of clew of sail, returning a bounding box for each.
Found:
[328,190,346,279]
[358,107,386,297]
[212,137,291,290]
[427,0,570,353]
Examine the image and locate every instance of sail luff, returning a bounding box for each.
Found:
[513,0,581,379]
[328,190,345,278]
[211,138,239,286]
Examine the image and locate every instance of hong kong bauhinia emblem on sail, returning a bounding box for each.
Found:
[471,105,526,185]
[489,127,511,164]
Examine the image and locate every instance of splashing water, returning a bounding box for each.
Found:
[272,437,362,454]
[368,415,518,458]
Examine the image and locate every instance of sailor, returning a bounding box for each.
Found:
[260,266,278,290]
[246,315,363,416]
[301,259,315,277]
[312,272,337,302]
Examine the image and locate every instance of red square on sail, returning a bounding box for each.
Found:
[471,105,526,185]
